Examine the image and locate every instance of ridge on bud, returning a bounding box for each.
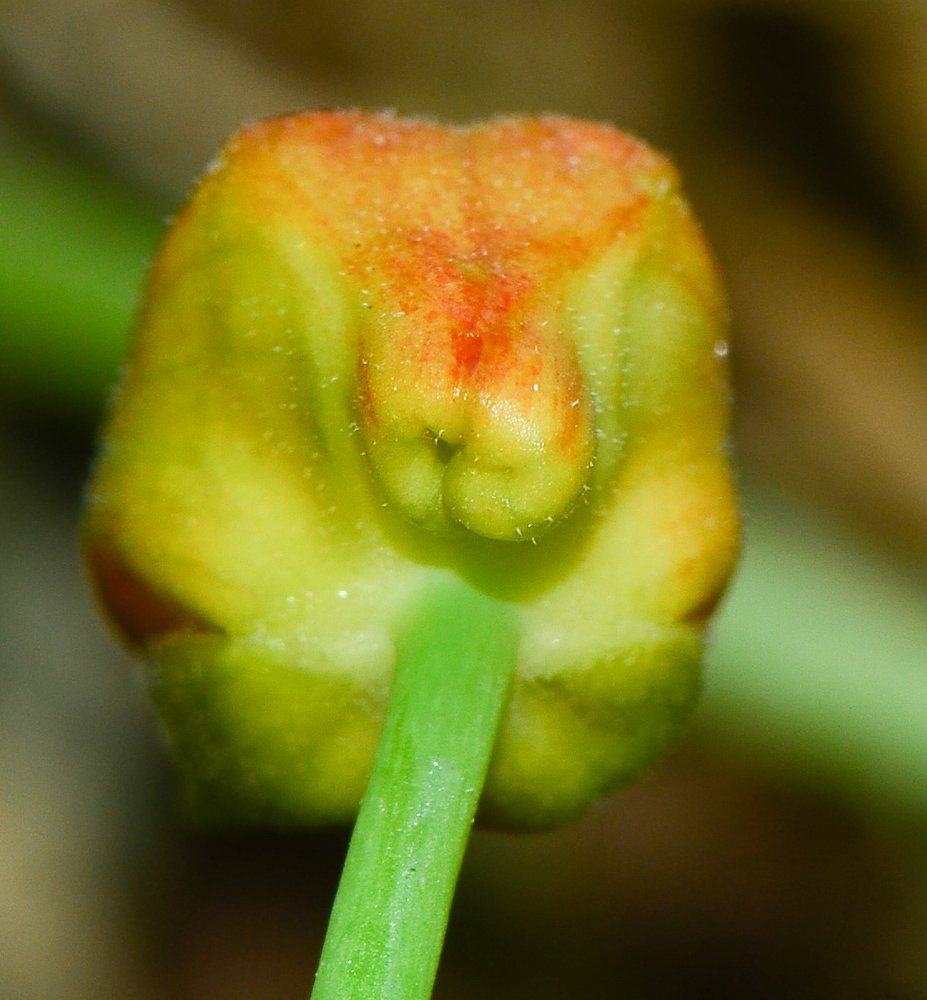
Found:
[83,112,739,830]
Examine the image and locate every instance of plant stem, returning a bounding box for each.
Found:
[311,573,518,1000]
[0,116,162,414]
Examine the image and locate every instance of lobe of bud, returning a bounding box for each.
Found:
[358,259,595,541]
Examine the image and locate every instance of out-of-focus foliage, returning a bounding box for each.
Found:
[0,110,162,414]
[2,2,927,998]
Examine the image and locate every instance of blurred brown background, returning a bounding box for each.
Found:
[2,1,927,997]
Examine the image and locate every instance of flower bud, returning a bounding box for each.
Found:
[84,112,739,829]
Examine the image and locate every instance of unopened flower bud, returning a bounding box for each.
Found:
[84,112,739,829]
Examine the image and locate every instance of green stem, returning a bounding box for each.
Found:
[311,574,518,1000]
[0,114,162,415]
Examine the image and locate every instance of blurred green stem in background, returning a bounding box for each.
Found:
[0,112,163,416]
[703,486,927,820]
[3,113,926,826]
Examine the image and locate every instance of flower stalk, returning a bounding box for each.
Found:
[311,575,517,999]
